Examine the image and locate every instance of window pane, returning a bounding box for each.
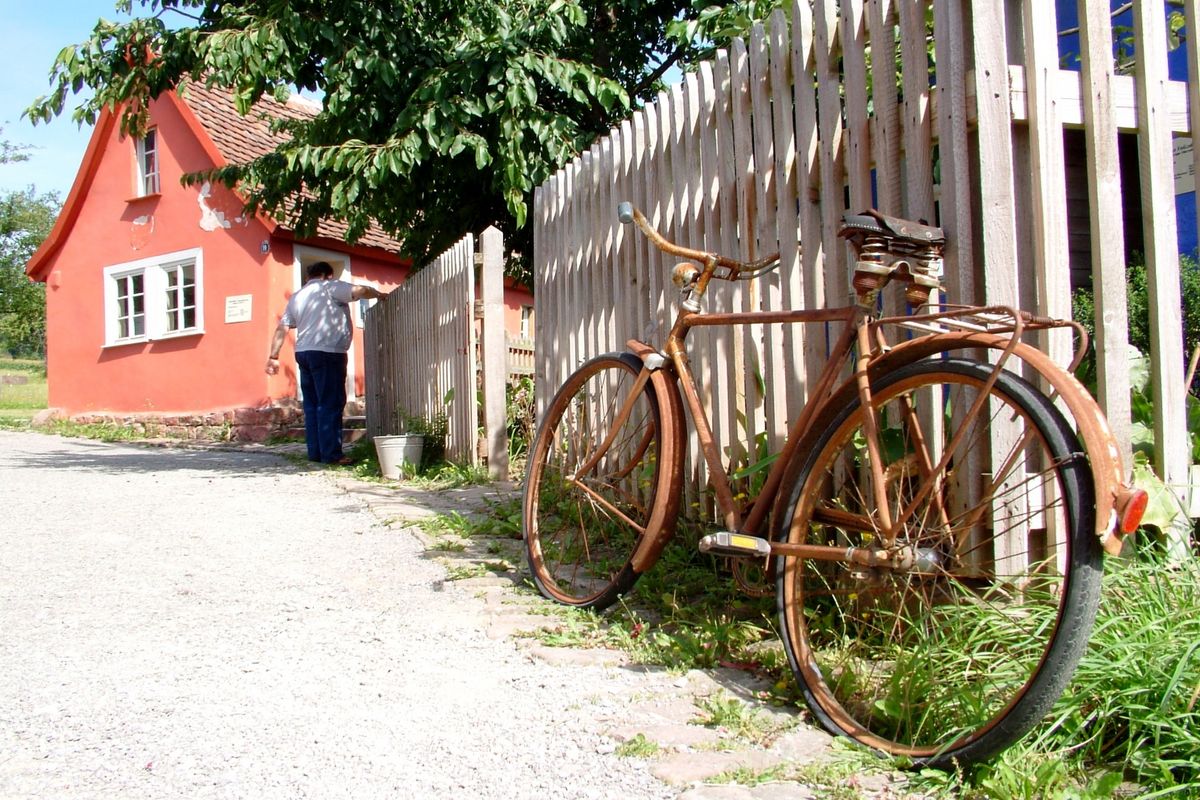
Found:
[114,273,144,341]
[162,262,197,333]
[140,130,160,195]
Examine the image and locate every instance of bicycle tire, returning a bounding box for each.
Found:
[523,352,668,609]
[776,358,1100,768]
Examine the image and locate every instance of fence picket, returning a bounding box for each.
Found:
[770,10,803,429]
[1021,1,1073,368]
[868,0,902,213]
[1132,0,1189,556]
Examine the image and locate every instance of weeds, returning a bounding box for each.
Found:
[693,693,765,739]
[904,545,1200,798]
[43,419,149,442]
[533,607,610,648]
[417,511,476,538]
[709,764,788,786]
[470,496,523,539]
[614,733,660,758]
[779,744,903,800]
[443,563,489,581]
[409,461,491,488]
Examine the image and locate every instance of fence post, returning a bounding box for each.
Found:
[481,226,510,480]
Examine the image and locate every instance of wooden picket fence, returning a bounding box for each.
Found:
[531,0,1196,547]
[364,228,516,477]
[364,234,478,464]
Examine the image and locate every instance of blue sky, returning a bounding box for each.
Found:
[0,0,134,198]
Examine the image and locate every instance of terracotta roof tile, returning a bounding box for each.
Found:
[177,82,403,254]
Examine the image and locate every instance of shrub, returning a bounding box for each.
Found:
[1072,252,1200,391]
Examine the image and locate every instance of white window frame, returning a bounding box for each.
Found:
[103,248,204,347]
[135,129,161,196]
[162,259,199,335]
[520,305,533,338]
[110,270,146,342]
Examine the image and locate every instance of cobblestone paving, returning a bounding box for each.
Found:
[335,475,926,799]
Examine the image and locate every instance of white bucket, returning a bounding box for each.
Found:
[374,434,424,479]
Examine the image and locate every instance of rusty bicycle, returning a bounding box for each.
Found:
[522,202,1148,767]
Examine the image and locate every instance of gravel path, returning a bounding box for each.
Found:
[0,431,675,799]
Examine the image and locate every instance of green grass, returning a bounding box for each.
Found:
[691,691,789,746]
[0,357,47,413]
[902,545,1200,799]
[443,563,490,581]
[614,733,661,758]
[42,419,154,442]
[350,435,493,487]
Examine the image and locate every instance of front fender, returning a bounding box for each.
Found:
[624,340,688,573]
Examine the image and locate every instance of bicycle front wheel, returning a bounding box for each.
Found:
[777,358,1100,768]
[523,353,669,609]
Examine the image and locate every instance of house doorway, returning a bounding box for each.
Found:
[291,245,357,402]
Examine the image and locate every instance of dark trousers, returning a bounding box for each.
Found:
[295,350,348,462]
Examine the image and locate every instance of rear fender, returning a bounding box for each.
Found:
[770,332,1129,555]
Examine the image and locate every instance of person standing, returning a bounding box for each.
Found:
[265,261,389,464]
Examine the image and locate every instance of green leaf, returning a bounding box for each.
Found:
[1129,346,1150,394]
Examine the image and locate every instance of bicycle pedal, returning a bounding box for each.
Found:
[698,532,772,558]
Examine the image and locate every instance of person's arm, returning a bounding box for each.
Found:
[350,284,389,301]
[265,322,289,375]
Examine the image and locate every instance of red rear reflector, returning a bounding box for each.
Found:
[1118,489,1149,534]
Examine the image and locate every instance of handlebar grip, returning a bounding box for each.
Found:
[617,202,634,224]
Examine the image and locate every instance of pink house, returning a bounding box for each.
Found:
[26,82,533,440]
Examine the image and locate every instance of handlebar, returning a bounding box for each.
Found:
[617,202,782,280]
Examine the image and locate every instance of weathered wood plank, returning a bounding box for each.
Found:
[791,0,826,398]
[1007,67,1192,133]
[1075,0,1128,470]
[1133,0,1189,555]
[768,9,803,429]
[1021,0,1072,367]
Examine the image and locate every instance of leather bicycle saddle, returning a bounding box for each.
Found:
[840,209,945,246]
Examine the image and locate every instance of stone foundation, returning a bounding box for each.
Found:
[32,402,334,443]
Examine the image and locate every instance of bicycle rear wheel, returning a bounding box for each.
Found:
[777,358,1100,768]
[523,353,669,609]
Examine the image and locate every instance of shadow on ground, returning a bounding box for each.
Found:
[7,437,311,478]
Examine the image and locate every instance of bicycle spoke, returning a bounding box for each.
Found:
[524,354,667,608]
